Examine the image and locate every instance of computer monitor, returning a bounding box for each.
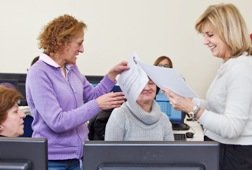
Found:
[155,92,189,130]
[0,73,27,106]
[0,137,48,170]
[86,75,103,86]
[86,75,122,93]
[84,141,220,170]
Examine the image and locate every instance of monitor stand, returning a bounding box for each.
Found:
[172,122,190,131]
[172,111,190,130]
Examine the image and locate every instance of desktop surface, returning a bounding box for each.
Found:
[84,141,220,170]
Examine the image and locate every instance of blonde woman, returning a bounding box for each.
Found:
[164,3,252,170]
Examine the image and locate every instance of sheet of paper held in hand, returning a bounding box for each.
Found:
[139,61,197,98]
[117,55,149,103]
[117,54,196,102]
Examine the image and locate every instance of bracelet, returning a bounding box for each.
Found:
[188,104,200,121]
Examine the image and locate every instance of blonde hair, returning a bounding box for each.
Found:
[195,3,252,57]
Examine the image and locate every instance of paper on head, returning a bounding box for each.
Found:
[117,54,149,102]
[117,54,196,103]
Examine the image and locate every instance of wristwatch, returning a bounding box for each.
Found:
[188,104,200,121]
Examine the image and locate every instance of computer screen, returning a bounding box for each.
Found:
[84,141,220,170]
[86,75,122,93]
[0,137,48,170]
[86,75,103,86]
[155,92,184,123]
[0,73,27,106]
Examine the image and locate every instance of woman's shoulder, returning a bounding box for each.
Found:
[226,55,252,74]
[28,60,53,73]
[107,103,129,127]
[111,103,129,116]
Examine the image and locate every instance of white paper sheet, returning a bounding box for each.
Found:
[139,62,197,98]
[117,54,196,103]
[117,55,149,102]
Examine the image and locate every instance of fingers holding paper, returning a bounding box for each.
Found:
[107,61,129,82]
[163,88,194,113]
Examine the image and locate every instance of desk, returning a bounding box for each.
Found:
[173,118,204,141]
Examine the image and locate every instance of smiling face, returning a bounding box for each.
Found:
[0,103,25,137]
[61,31,84,65]
[201,24,232,61]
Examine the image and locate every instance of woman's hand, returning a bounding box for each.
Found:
[96,92,125,110]
[107,61,128,82]
[163,88,194,113]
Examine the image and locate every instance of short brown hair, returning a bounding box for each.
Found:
[0,86,22,123]
[38,14,87,55]
[153,56,173,68]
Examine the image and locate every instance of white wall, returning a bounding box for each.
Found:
[0,0,251,98]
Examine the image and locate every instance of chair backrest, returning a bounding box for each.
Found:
[88,109,113,140]
[21,115,33,137]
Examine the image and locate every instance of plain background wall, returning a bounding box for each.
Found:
[0,0,251,98]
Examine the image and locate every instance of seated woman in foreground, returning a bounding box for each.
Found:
[105,79,174,141]
[0,86,25,137]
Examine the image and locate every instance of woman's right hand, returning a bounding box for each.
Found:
[96,92,125,110]
[107,61,128,82]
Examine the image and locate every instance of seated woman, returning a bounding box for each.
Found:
[154,55,173,68]
[153,56,189,130]
[0,86,25,137]
[105,79,174,141]
[153,56,173,95]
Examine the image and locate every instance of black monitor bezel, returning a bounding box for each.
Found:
[86,75,103,85]
[84,141,220,170]
[0,137,48,170]
[0,73,27,106]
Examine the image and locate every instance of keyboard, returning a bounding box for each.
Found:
[172,122,190,131]
[174,133,186,141]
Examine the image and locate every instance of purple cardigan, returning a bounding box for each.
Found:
[26,59,114,160]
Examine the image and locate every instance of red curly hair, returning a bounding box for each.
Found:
[38,14,87,55]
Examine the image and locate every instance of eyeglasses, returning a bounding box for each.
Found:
[157,64,171,68]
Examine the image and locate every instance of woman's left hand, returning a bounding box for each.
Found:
[107,61,128,82]
[163,88,193,113]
